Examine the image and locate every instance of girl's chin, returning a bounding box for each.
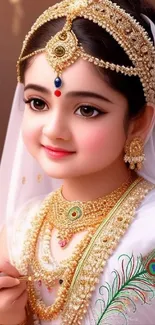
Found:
[39,166,74,179]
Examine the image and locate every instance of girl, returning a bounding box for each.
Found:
[0,0,155,324]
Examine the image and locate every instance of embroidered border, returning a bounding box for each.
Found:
[62,179,154,324]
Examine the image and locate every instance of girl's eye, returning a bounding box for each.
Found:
[24,98,48,111]
[75,105,102,118]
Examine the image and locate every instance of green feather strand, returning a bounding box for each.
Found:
[94,250,155,325]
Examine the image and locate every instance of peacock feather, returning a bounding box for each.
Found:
[94,250,155,325]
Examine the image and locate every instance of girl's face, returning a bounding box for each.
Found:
[22,54,129,179]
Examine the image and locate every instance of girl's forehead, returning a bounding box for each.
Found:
[25,53,99,84]
[24,53,127,105]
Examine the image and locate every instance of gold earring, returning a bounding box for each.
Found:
[124,137,145,171]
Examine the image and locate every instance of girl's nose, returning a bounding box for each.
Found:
[42,110,71,141]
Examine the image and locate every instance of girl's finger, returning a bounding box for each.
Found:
[0,283,27,308]
[0,276,20,289]
[0,261,20,278]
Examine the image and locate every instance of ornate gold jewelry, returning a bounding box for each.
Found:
[23,178,131,320]
[62,179,154,325]
[17,176,132,321]
[25,177,132,288]
[14,178,154,323]
[17,0,155,103]
[28,230,95,320]
[21,175,132,291]
[50,179,132,247]
[15,194,95,320]
[124,137,145,170]
[31,219,98,288]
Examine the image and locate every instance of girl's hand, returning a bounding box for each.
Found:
[0,261,28,325]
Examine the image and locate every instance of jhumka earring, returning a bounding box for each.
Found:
[124,137,145,170]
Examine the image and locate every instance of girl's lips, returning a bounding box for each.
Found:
[42,145,75,159]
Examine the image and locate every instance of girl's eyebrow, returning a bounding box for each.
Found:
[66,91,113,103]
[24,84,51,95]
[24,84,113,103]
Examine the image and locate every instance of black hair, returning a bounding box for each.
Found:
[20,0,155,118]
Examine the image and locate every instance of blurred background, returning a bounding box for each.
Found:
[0,0,155,158]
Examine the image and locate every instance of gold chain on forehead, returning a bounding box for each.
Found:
[17,0,155,104]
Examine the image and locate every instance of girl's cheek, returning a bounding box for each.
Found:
[21,120,38,148]
[22,113,40,141]
[79,132,107,152]
[22,129,34,149]
[77,123,125,153]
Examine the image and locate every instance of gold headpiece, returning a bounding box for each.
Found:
[17,0,155,103]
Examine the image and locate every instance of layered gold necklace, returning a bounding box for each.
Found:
[50,177,133,248]
[24,176,134,320]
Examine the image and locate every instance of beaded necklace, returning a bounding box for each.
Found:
[21,177,134,320]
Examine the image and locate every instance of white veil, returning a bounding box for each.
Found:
[0,15,155,233]
[0,84,62,232]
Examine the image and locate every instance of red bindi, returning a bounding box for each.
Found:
[54,90,61,97]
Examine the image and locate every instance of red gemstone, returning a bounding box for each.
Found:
[48,287,52,292]
[58,239,67,248]
[54,90,61,97]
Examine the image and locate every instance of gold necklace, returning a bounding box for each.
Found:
[50,177,133,248]
[30,177,132,289]
[28,229,95,320]
[62,179,154,325]
[31,219,98,288]
[22,176,133,320]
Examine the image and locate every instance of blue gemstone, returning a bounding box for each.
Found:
[54,77,62,88]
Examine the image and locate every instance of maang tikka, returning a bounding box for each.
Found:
[124,137,145,170]
[17,0,155,104]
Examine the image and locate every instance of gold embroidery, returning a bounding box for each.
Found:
[37,174,42,183]
[13,178,154,323]
[16,178,132,320]
[22,177,26,184]
[62,179,154,324]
